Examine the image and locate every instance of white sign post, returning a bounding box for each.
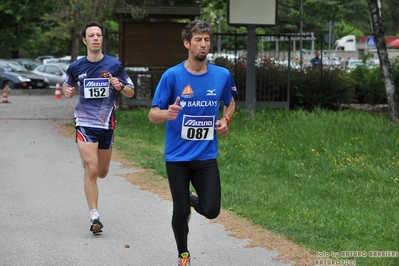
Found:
[227,0,277,115]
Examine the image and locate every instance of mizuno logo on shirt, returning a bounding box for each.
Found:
[84,78,109,88]
[86,81,109,87]
[206,89,216,96]
[184,120,213,126]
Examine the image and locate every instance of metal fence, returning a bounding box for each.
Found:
[111,32,328,109]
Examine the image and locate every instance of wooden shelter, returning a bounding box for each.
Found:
[115,5,201,68]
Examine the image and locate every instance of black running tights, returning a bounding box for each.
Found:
[166,159,221,254]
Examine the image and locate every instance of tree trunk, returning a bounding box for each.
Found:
[71,30,80,62]
[70,9,81,62]
[368,0,399,122]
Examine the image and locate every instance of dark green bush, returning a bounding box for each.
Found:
[349,66,386,104]
[289,69,355,110]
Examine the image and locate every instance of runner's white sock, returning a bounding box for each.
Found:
[90,209,99,219]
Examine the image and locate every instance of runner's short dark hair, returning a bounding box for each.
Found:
[181,20,213,42]
[81,21,104,38]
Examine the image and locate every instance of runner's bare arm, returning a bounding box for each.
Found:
[148,97,182,123]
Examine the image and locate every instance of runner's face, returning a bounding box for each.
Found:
[83,26,103,52]
[186,33,211,62]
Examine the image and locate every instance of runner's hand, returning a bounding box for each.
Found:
[64,86,75,98]
[215,119,228,136]
[167,97,182,120]
[108,73,123,91]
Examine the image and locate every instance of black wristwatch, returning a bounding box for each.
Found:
[119,82,125,91]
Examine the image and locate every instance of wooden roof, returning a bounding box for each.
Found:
[115,4,201,19]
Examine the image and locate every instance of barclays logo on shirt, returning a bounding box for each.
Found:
[186,100,219,108]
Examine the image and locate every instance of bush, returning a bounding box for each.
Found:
[289,69,355,110]
[213,58,395,110]
[349,66,386,104]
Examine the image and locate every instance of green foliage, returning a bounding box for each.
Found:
[0,0,118,58]
[383,0,399,34]
[333,20,365,39]
[214,58,356,111]
[213,53,399,109]
[0,0,397,58]
[103,19,119,32]
[305,0,346,23]
[290,68,355,110]
[0,0,56,57]
[349,66,386,104]
[390,56,399,87]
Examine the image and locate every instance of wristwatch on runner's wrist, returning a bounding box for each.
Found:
[118,82,125,91]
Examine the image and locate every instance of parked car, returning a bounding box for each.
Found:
[58,55,85,64]
[366,59,380,68]
[386,39,399,49]
[0,59,50,90]
[31,63,68,89]
[274,60,301,70]
[341,59,364,73]
[41,55,86,65]
[36,55,55,62]
[11,58,43,70]
[323,58,341,69]
[207,53,237,63]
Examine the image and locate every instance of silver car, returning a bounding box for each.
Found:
[31,63,69,89]
[0,59,50,90]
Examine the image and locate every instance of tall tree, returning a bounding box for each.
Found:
[44,0,117,62]
[382,0,399,35]
[0,0,55,58]
[368,0,399,122]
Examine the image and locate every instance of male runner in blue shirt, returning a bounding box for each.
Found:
[148,20,237,266]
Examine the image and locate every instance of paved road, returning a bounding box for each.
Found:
[0,94,294,266]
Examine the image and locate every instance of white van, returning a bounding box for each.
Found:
[334,35,357,51]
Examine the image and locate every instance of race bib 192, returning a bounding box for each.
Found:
[83,78,110,99]
[181,115,215,141]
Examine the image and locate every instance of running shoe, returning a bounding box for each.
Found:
[90,213,103,233]
[178,252,191,266]
[189,190,198,207]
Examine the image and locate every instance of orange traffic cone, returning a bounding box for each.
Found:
[2,85,10,103]
[54,82,62,99]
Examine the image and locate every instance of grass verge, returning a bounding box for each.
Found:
[113,107,399,266]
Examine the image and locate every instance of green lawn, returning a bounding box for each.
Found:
[114,107,399,266]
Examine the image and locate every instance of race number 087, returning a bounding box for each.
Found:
[186,128,209,140]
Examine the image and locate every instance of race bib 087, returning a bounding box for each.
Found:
[181,115,214,141]
[83,78,110,99]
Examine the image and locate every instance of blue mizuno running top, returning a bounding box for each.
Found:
[64,54,134,130]
[151,61,238,162]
